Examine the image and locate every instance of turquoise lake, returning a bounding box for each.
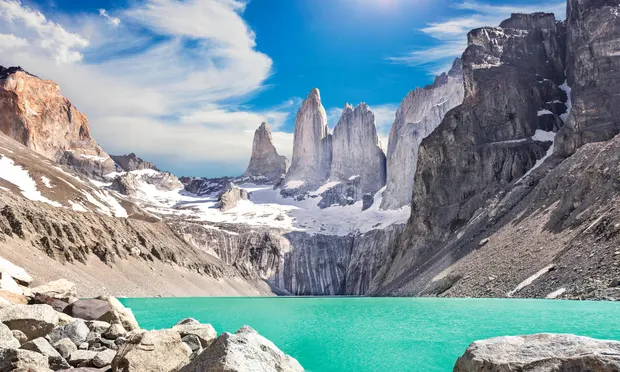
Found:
[120,297,620,372]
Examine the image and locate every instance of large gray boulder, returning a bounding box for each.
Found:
[330,103,386,196]
[65,297,139,331]
[112,329,189,372]
[180,326,303,372]
[0,347,51,371]
[454,333,620,371]
[218,183,249,212]
[0,304,59,340]
[0,323,19,348]
[282,88,331,191]
[31,279,78,304]
[243,122,289,184]
[381,58,464,210]
[48,319,90,345]
[21,337,62,358]
[173,319,217,349]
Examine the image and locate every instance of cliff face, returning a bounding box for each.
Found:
[0,67,115,178]
[371,13,569,294]
[243,122,288,184]
[282,89,331,189]
[554,0,620,157]
[111,153,159,172]
[380,59,464,210]
[330,103,386,196]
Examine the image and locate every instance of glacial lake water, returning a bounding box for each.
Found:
[120,297,620,372]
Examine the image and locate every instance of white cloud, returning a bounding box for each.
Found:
[389,0,566,74]
[0,0,88,63]
[0,0,295,175]
[99,9,120,26]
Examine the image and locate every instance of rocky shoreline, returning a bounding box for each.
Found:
[0,258,303,371]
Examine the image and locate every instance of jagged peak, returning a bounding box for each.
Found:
[499,12,557,30]
[0,66,35,80]
[307,88,321,100]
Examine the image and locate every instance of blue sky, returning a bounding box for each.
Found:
[1,0,565,177]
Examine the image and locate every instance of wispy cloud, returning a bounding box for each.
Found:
[0,0,297,175]
[388,0,566,74]
[98,9,120,26]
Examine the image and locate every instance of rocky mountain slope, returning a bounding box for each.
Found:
[243,122,288,184]
[368,2,620,300]
[110,153,159,172]
[381,58,464,210]
[0,67,116,179]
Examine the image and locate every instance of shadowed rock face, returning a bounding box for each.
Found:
[110,153,159,172]
[380,58,464,210]
[330,103,386,196]
[282,88,331,190]
[243,122,288,184]
[0,67,115,178]
[554,0,620,157]
[371,13,569,294]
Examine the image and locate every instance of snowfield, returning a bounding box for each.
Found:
[107,171,410,236]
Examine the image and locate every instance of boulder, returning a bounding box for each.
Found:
[31,279,78,304]
[218,183,249,212]
[454,333,620,371]
[180,326,303,372]
[49,355,71,370]
[103,323,126,340]
[96,296,139,331]
[112,329,190,372]
[173,321,216,348]
[85,320,111,334]
[68,349,97,367]
[11,330,26,345]
[21,337,62,358]
[32,294,70,312]
[0,347,51,371]
[0,323,19,348]
[92,348,115,368]
[64,299,111,321]
[53,338,77,359]
[48,319,90,345]
[0,304,59,340]
[0,273,23,295]
[56,312,75,327]
[0,257,32,286]
[0,290,27,306]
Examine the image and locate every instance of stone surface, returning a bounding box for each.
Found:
[21,336,62,358]
[0,323,19,348]
[218,183,249,212]
[0,290,27,306]
[0,304,59,340]
[102,323,126,340]
[68,349,97,366]
[111,170,183,198]
[173,322,216,348]
[112,329,189,372]
[92,348,115,368]
[329,103,386,196]
[454,334,620,371]
[243,122,289,184]
[0,67,115,178]
[53,338,77,359]
[0,272,23,295]
[554,0,620,157]
[31,279,78,304]
[111,153,159,172]
[85,321,110,334]
[381,58,464,210]
[64,300,111,322]
[48,319,90,345]
[0,346,51,371]
[11,329,26,345]
[180,326,303,372]
[0,256,32,286]
[282,88,331,191]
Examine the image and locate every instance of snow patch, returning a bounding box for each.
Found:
[310,181,341,196]
[41,176,53,188]
[68,200,89,212]
[0,156,61,207]
[546,287,566,299]
[507,264,555,297]
[537,109,553,116]
[559,80,572,122]
[283,180,305,190]
[89,179,112,188]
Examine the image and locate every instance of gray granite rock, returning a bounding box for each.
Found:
[454,334,620,371]
[282,88,331,191]
[0,347,51,371]
[0,323,19,348]
[554,0,620,157]
[111,153,159,172]
[218,183,249,212]
[21,336,62,358]
[179,326,303,372]
[48,319,90,345]
[53,338,77,359]
[0,304,59,340]
[330,103,386,196]
[243,122,289,184]
[112,329,189,372]
[381,58,464,210]
[173,322,216,349]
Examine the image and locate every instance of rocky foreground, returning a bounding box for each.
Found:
[0,259,303,371]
